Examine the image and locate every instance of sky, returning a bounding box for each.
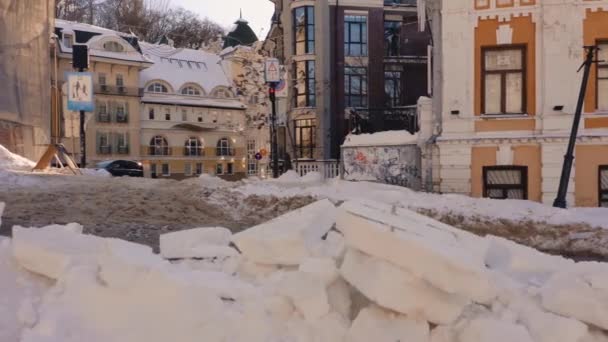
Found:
[170,0,275,39]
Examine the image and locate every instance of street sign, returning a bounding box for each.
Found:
[255,152,262,161]
[66,72,94,112]
[264,58,281,83]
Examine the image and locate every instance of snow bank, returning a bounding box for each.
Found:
[0,144,35,171]
[79,168,112,177]
[342,130,419,147]
[160,227,236,259]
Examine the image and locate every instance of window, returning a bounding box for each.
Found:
[185,137,203,156]
[161,163,170,176]
[384,70,403,107]
[195,163,203,175]
[147,83,168,93]
[294,60,316,107]
[181,86,201,96]
[97,132,111,154]
[345,15,367,57]
[182,109,188,121]
[597,41,608,111]
[98,74,107,86]
[197,114,203,123]
[247,139,257,175]
[294,119,316,159]
[213,88,232,98]
[150,163,157,178]
[97,102,110,122]
[384,21,401,56]
[216,138,234,156]
[116,132,129,154]
[345,67,368,108]
[294,6,315,55]
[165,109,171,121]
[482,46,526,114]
[184,163,192,176]
[116,102,128,123]
[227,163,234,175]
[116,74,124,87]
[149,136,169,156]
[483,166,528,200]
[600,166,608,207]
[149,108,155,120]
[63,33,73,48]
[103,41,124,52]
[216,163,224,175]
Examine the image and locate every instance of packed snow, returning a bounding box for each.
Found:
[342,131,419,147]
[0,145,35,171]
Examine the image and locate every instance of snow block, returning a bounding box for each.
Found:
[310,231,346,260]
[298,257,339,286]
[458,317,535,342]
[160,227,235,259]
[541,269,608,330]
[12,226,103,279]
[0,202,4,227]
[514,299,589,342]
[337,200,495,304]
[277,271,330,322]
[340,248,469,325]
[231,199,337,265]
[346,306,429,342]
[327,278,352,320]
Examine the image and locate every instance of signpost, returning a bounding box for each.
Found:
[69,44,92,168]
[265,58,281,179]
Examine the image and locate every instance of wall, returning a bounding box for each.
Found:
[575,144,608,207]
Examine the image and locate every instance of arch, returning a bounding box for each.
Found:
[149,135,169,155]
[103,41,124,52]
[211,86,234,98]
[145,80,173,94]
[184,137,204,156]
[179,83,205,96]
[216,137,234,156]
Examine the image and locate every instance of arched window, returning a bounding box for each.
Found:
[216,138,234,156]
[103,41,124,52]
[213,88,233,98]
[184,137,203,156]
[147,83,168,93]
[149,135,169,155]
[181,86,201,96]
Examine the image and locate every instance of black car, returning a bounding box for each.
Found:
[96,160,143,177]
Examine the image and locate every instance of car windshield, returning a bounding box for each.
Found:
[96,161,114,168]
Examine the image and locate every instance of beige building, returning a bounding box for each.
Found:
[54,20,152,166]
[139,43,248,180]
[428,0,608,207]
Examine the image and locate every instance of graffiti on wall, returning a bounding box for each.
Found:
[342,145,421,190]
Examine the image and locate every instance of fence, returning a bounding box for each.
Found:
[295,160,341,179]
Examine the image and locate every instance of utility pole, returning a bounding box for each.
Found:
[269,85,279,178]
[553,46,600,208]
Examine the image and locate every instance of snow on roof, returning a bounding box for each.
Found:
[342,131,419,147]
[141,95,246,110]
[55,19,133,37]
[139,42,232,94]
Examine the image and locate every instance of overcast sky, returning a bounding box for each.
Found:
[170,0,275,39]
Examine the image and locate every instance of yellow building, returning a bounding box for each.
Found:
[54,20,152,166]
[139,43,248,180]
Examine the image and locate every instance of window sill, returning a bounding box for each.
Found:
[479,113,530,120]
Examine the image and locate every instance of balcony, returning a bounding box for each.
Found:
[184,147,204,157]
[98,145,112,155]
[146,146,172,156]
[97,113,111,123]
[350,106,418,134]
[116,146,129,155]
[384,0,416,6]
[95,85,139,97]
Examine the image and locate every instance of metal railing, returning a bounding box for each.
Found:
[147,146,172,156]
[384,0,416,6]
[94,85,139,97]
[350,105,419,134]
[295,160,340,179]
[184,147,205,157]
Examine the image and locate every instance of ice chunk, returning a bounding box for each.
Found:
[12,226,103,279]
[310,231,346,260]
[541,270,608,330]
[298,257,338,286]
[458,317,535,342]
[0,202,4,227]
[337,200,495,304]
[340,248,469,325]
[232,199,337,265]
[327,278,352,320]
[285,312,349,342]
[277,271,330,322]
[160,227,235,259]
[515,300,589,342]
[346,306,430,342]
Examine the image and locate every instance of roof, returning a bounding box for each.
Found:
[141,95,246,110]
[139,42,232,94]
[223,17,259,49]
[54,19,151,65]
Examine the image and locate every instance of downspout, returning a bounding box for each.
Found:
[333,0,340,161]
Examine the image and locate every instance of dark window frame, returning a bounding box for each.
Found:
[293,60,316,108]
[184,137,203,156]
[345,15,368,57]
[483,165,528,200]
[294,119,316,159]
[216,138,234,157]
[149,135,169,156]
[345,67,368,108]
[293,6,315,55]
[597,40,608,111]
[384,69,404,107]
[384,20,401,57]
[600,165,608,207]
[481,45,527,115]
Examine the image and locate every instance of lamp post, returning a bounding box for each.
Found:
[265,58,281,178]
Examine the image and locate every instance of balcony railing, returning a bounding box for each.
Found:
[184,147,204,157]
[216,148,235,157]
[98,145,112,155]
[97,112,111,123]
[384,0,416,6]
[147,146,172,156]
[350,106,419,134]
[116,146,129,155]
[94,85,139,97]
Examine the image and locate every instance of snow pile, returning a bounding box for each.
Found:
[0,144,35,171]
[3,199,608,341]
[79,168,112,177]
[342,131,418,147]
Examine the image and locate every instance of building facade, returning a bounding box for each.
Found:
[266,0,431,161]
[139,43,248,180]
[432,0,608,207]
[54,20,152,166]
